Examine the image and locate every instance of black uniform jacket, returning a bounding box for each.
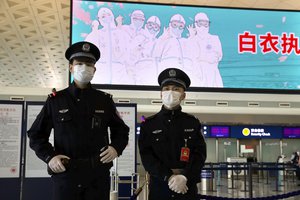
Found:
[27,82,129,168]
[138,106,207,182]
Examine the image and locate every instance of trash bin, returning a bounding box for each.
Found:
[200,170,215,191]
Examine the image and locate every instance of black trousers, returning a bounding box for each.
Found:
[296,166,300,180]
[148,175,198,200]
[52,166,110,200]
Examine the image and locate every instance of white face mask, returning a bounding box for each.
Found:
[161,90,182,109]
[73,64,95,84]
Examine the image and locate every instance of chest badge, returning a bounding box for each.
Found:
[184,128,194,132]
[95,110,105,113]
[152,130,162,134]
[59,109,69,113]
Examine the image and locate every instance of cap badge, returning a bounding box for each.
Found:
[82,43,90,52]
[168,69,176,77]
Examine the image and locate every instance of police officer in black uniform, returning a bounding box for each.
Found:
[27,41,129,200]
[138,68,207,200]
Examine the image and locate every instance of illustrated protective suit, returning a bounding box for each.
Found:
[85,20,100,44]
[85,8,132,84]
[192,12,223,87]
[155,14,196,84]
[120,10,149,84]
[122,10,146,39]
[134,16,161,85]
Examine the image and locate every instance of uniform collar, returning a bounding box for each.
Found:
[160,105,182,116]
[68,82,93,98]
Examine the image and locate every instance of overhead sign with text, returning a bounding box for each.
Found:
[231,126,282,139]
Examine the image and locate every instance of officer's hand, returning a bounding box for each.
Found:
[48,155,70,174]
[100,146,118,163]
[168,174,188,194]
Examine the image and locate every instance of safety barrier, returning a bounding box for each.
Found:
[126,162,300,200]
[198,190,300,200]
[110,171,146,200]
[198,162,300,199]
[110,171,118,200]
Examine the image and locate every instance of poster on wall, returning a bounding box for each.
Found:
[25,103,53,178]
[0,101,23,178]
[71,0,300,92]
[113,104,136,176]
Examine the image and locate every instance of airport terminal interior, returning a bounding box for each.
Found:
[1,0,300,199]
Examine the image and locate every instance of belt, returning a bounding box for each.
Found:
[47,156,101,175]
[68,155,100,169]
[171,169,184,175]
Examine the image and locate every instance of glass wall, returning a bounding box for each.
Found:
[218,138,237,162]
[282,139,300,159]
[261,139,281,162]
[205,138,217,163]
[204,138,300,163]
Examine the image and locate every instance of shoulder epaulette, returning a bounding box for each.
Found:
[104,92,113,98]
[144,113,158,121]
[97,90,113,98]
[185,113,198,120]
[48,93,55,98]
[48,88,57,98]
[47,88,64,98]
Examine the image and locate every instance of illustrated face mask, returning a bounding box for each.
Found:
[146,22,160,36]
[196,26,209,34]
[73,64,95,84]
[133,18,144,29]
[147,27,158,35]
[103,15,113,24]
[171,27,184,38]
[161,90,182,109]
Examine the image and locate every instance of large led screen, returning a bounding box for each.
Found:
[283,127,300,138]
[210,126,230,138]
[71,0,300,92]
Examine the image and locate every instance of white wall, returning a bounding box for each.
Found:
[1,86,300,123]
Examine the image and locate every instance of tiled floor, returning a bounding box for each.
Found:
[134,173,300,200]
[199,176,300,199]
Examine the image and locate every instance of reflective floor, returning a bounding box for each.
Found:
[134,173,300,200]
[199,175,300,199]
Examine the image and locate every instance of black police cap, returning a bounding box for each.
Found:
[65,41,100,62]
[158,68,191,90]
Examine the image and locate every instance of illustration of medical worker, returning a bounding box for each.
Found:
[86,7,132,85]
[121,10,148,82]
[193,12,223,87]
[134,16,161,85]
[85,20,100,44]
[155,14,196,83]
[122,10,147,39]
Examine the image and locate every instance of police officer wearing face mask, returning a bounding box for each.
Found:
[138,68,207,200]
[27,41,129,200]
